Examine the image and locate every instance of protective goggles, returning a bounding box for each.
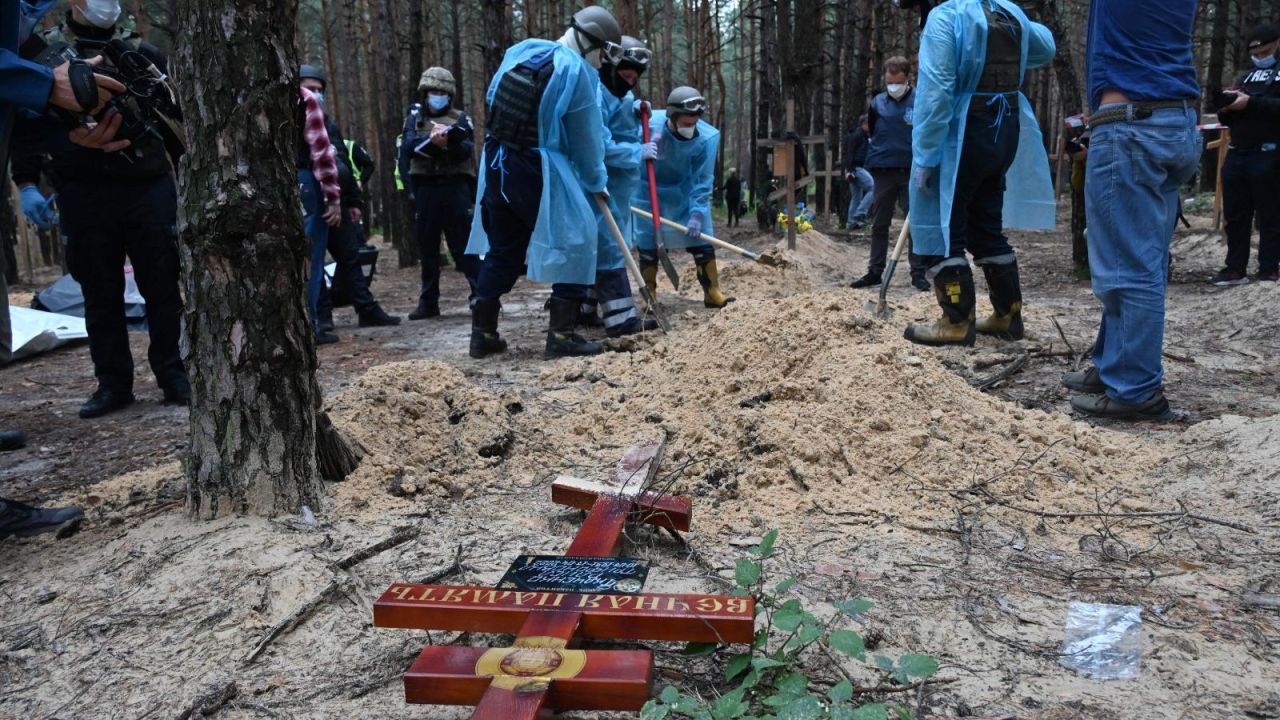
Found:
[618,46,652,68]
[669,95,708,115]
[572,20,625,65]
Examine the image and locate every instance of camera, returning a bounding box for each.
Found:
[1214,90,1240,110]
[33,39,185,163]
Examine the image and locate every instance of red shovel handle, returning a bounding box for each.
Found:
[640,101,664,239]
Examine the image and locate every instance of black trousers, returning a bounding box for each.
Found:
[475,139,589,302]
[867,167,922,277]
[317,214,378,318]
[1222,149,1280,276]
[413,176,477,308]
[60,175,185,393]
[918,105,1021,269]
[726,193,742,227]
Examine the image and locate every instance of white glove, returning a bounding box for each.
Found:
[640,142,658,161]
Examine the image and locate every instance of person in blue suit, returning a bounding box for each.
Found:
[466,5,620,359]
[900,0,1056,347]
[633,86,731,308]
[583,35,660,337]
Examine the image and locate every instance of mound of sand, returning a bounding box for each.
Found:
[326,232,1167,543]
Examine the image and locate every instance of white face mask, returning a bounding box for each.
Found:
[676,125,697,139]
[81,0,121,28]
[887,83,909,100]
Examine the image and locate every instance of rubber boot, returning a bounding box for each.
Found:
[545,297,604,358]
[903,265,977,347]
[579,300,603,328]
[976,260,1024,340]
[695,258,735,308]
[469,299,508,359]
[639,257,659,310]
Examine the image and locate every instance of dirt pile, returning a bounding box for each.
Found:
[327,233,1168,543]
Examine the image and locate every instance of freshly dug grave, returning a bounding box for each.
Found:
[329,232,1167,549]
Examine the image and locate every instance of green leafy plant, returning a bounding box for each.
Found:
[642,530,940,720]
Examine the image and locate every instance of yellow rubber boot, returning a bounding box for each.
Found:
[904,266,977,347]
[695,258,735,308]
[639,258,658,310]
[975,260,1025,340]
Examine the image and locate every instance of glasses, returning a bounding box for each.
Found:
[599,40,624,65]
[670,95,707,114]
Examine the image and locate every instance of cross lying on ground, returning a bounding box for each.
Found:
[373,440,755,718]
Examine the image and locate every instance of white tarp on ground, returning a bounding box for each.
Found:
[8,306,88,360]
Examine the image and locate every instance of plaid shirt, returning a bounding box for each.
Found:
[299,87,340,206]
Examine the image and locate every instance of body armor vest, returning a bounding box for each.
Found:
[976,5,1023,94]
[408,108,474,178]
[486,50,555,150]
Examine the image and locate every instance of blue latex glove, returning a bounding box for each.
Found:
[685,214,703,241]
[19,186,56,229]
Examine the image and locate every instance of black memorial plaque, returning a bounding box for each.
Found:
[497,555,649,594]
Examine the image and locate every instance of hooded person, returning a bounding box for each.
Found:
[580,35,662,337]
[903,0,1056,347]
[398,65,479,319]
[465,5,620,359]
[632,86,731,308]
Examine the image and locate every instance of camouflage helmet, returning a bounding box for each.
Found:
[419,66,456,95]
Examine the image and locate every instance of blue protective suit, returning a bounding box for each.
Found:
[908,0,1057,257]
[633,110,720,251]
[592,87,644,271]
[466,39,608,286]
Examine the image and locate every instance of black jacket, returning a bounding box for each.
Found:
[843,127,869,173]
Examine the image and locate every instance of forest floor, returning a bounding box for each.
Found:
[0,204,1277,720]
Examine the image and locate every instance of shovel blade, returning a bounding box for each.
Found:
[864,298,892,320]
[657,250,681,290]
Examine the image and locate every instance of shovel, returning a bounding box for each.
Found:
[594,194,670,332]
[864,218,912,320]
[638,101,682,290]
[630,207,780,266]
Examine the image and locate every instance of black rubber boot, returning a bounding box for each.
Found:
[976,260,1025,340]
[358,305,403,327]
[545,297,604,358]
[904,265,977,347]
[408,296,440,321]
[469,299,508,359]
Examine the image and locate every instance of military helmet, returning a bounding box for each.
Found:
[667,86,707,116]
[419,66,456,95]
[570,6,622,52]
[299,63,327,89]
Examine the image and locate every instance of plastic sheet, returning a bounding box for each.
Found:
[1060,602,1143,680]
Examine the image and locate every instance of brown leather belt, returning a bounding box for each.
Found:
[1089,100,1192,128]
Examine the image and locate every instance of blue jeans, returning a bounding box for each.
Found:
[1085,105,1201,404]
[298,169,329,331]
[847,168,874,223]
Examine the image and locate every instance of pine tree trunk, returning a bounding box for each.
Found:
[173,0,330,518]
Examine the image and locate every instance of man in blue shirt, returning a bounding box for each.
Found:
[850,56,927,292]
[1064,0,1202,420]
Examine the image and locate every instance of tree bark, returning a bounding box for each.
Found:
[173,0,333,518]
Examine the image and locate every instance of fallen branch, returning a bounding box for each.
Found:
[334,525,420,571]
[851,677,959,695]
[1243,593,1280,610]
[245,527,421,664]
[175,680,238,719]
[415,544,465,584]
[973,353,1029,391]
[987,501,1256,534]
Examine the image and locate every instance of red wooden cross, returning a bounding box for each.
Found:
[373,441,755,718]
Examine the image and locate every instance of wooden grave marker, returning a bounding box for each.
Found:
[373,440,755,718]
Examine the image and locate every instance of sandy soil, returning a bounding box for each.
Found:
[1,207,1277,720]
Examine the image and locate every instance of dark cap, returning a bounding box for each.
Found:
[1248,24,1280,50]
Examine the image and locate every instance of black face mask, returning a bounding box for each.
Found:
[598,64,635,99]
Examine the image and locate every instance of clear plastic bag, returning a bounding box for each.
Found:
[1060,602,1143,680]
